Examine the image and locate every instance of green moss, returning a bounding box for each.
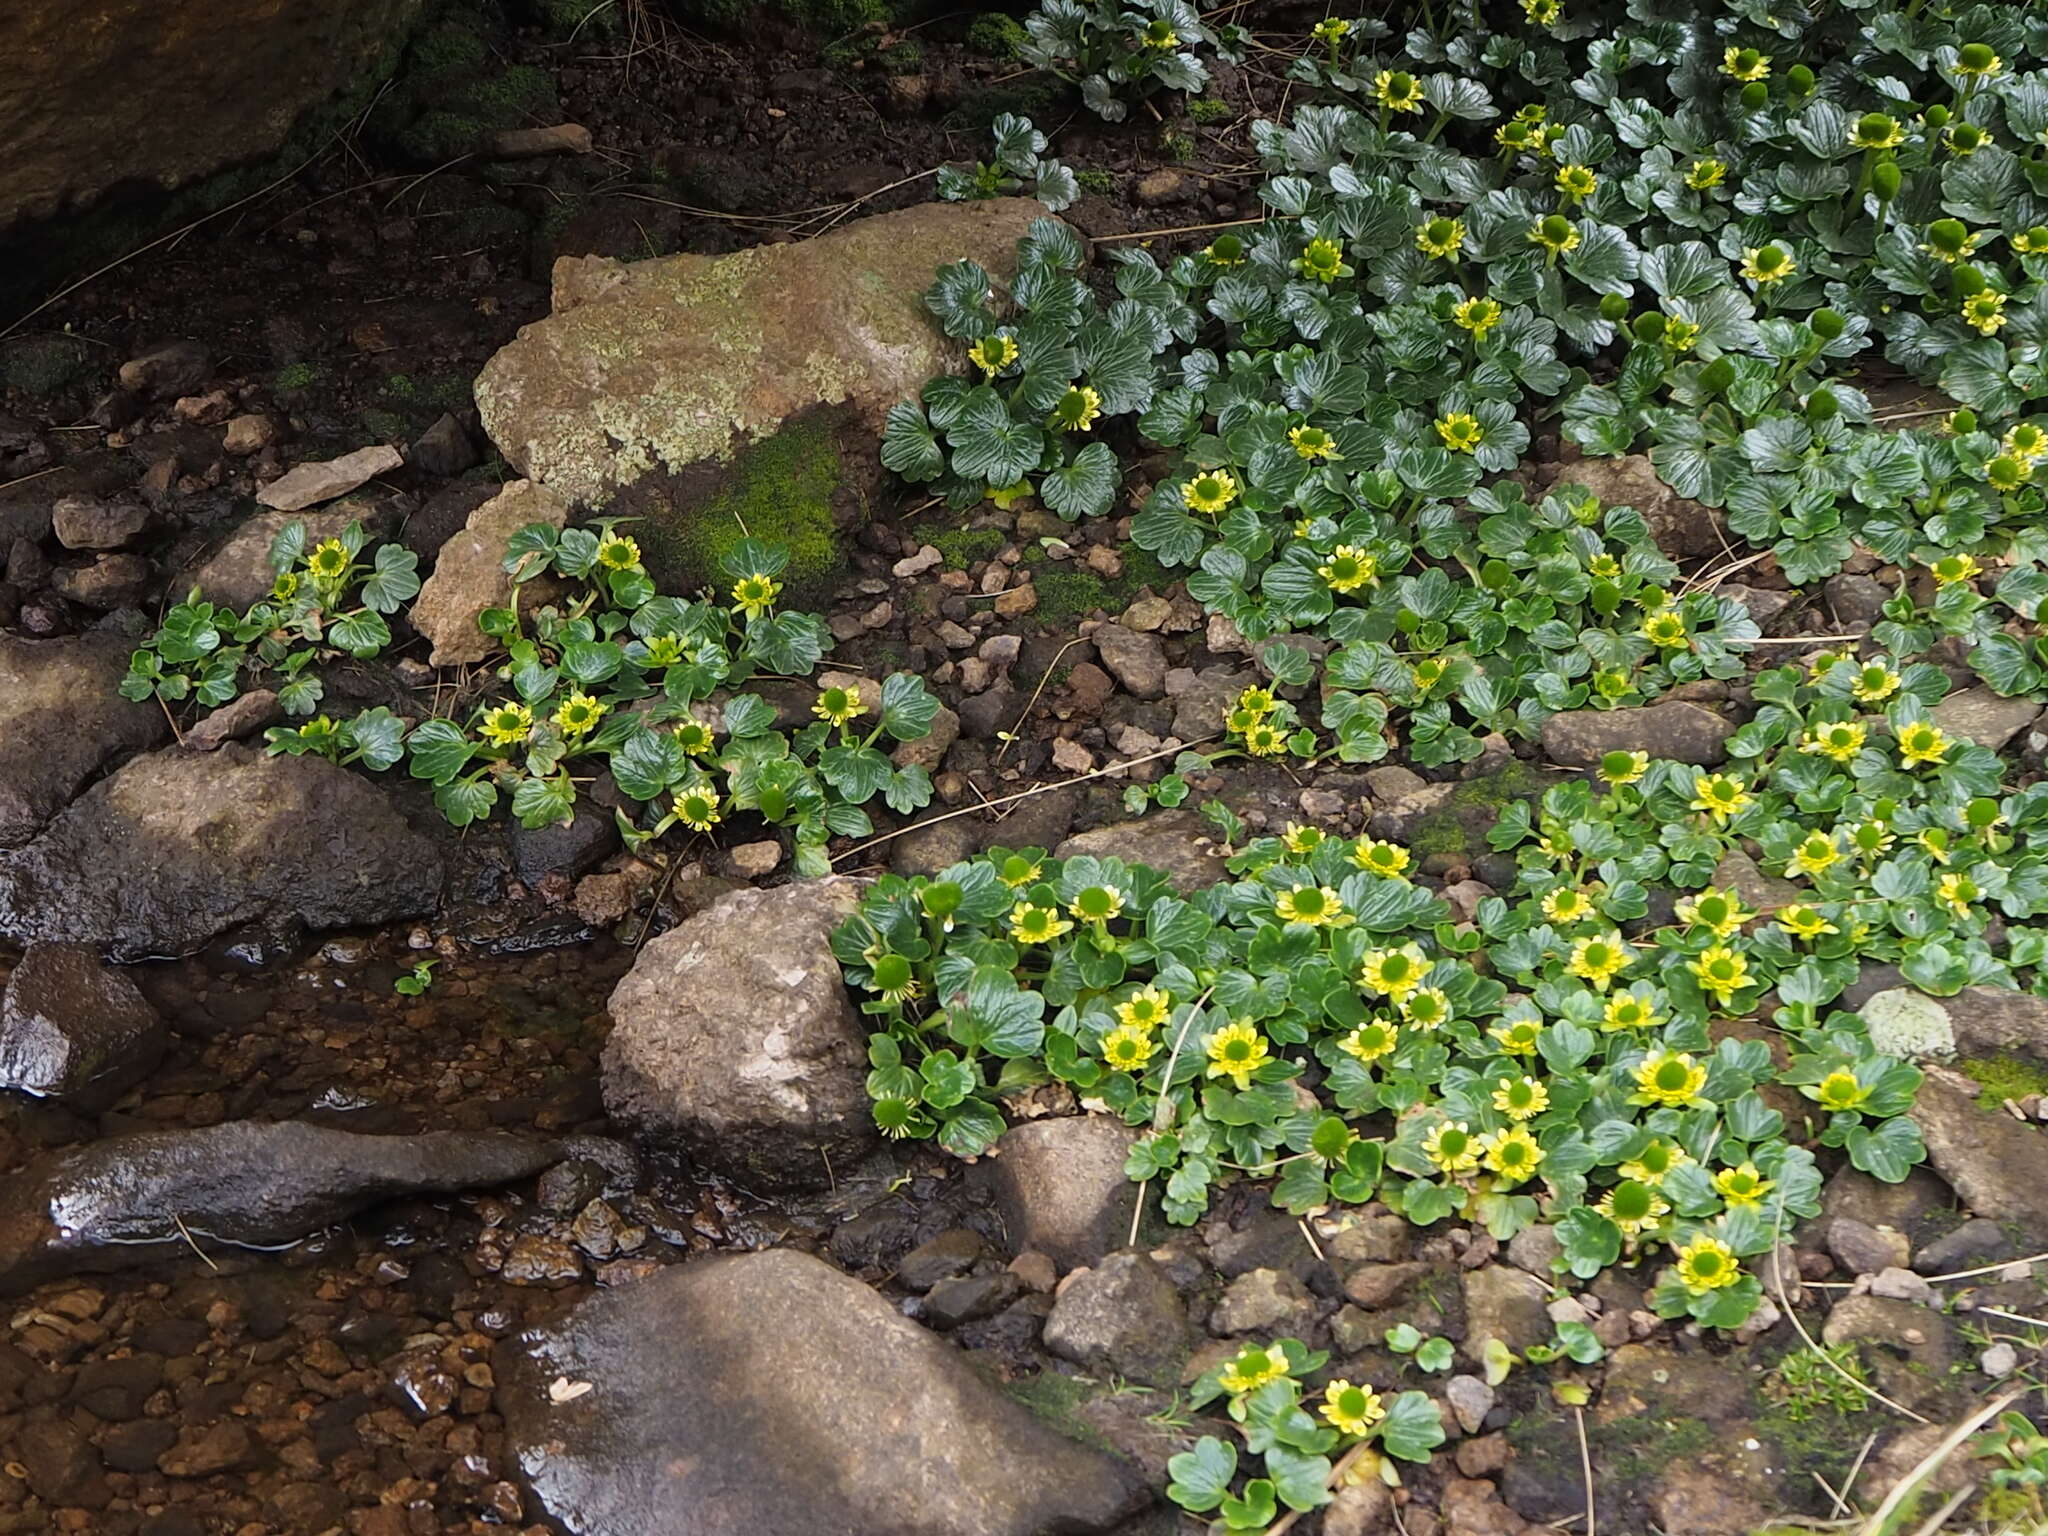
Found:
[1586,1410,1715,1485]
[1406,758,1548,858]
[915,522,1007,570]
[648,416,843,602]
[878,39,926,73]
[359,407,411,442]
[1187,97,1231,124]
[534,0,622,37]
[946,77,1069,130]
[966,12,1027,55]
[1028,545,1172,626]
[1003,1369,1116,1452]
[275,362,323,393]
[1075,168,1116,195]
[0,334,98,398]
[1959,1052,2048,1110]
[677,0,889,33]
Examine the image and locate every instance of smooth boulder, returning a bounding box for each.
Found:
[0,1121,563,1294]
[602,877,875,1190]
[0,944,166,1110]
[497,1247,1150,1536]
[0,634,167,848]
[981,1114,1141,1270]
[0,744,444,960]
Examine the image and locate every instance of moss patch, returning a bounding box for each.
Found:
[633,414,844,603]
[1405,757,1549,858]
[966,12,1028,55]
[1030,546,1173,625]
[915,522,1007,570]
[1003,1369,1117,1453]
[0,334,98,398]
[1960,1052,2048,1110]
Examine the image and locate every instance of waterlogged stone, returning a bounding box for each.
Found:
[0,943,166,1110]
[497,1248,1148,1536]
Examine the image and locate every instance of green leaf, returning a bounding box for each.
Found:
[936,1098,1005,1157]
[511,769,577,830]
[964,965,1046,1057]
[1415,1336,1455,1372]
[406,719,475,786]
[947,388,1046,487]
[433,776,497,827]
[881,402,945,481]
[1377,1391,1447,1462]
[1040,441,1121,520]
[881,672,940,741]
[360,544,421,614]
[1845,1116,1926,1183]
[1265,1446,1334,1513]
[344,707,406,771]
[1167,1437,1238,1514]
[819,743,894,804]
[328,609,390,658]
[1556,1206,1621,1280]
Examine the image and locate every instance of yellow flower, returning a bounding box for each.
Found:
[1101,1025,1157,1072]
[1205,1021,1272,1090]
[1963,291,2008,336]
[1989,455,2032,492]
[1740,245,1796,284]
[1953,42,2003,80]
[1275,885,1348,927]
[1686,158,1728,190]
[1341,1019,1399,1065]
[1676,1236,1741,1292]
[1140,16,1178,47]
[1520,0,1560,22]
[1116,985,1173,1033]
[1926,550,1974,585]
[1777,905,1839,942]
[1352,838,1411,880]
[596,532,642,571]
[1674,888,1755,939]
[1182,470,1240,515]
[1317,545,1378,593]
[307,538,351,584]
[1493,1074,1551,1119]
[1920,222,1981,264]
[1721,46,1770,81]
[1602,992,1663,1032]
[1242,721,1287,757]
[1620,1138,1690,1185]
[1599,750,1649,787]
[1813,1069,1871,1111]
[1541,887,1595,925]
[1424,1120,1481,1173]
[1296,237,1350,283]
[1202,234,1248,268]
[1566,932,1631,990]
[1050,385,1103,432]
[868,952,921,1006]
[1848,819,1896,860]
[968,333,1018,378]
[1070,884,1126,924]
[997,854,1043,888]
[1321,1379,1386,1437]
[1483,1126,1545,1184]
[1663,317,1702,352]
[1790,831,1843,878]
[1640,608,1690,649]
[813,684,862,727]
[1713,1162,1773,1208]
[1219,1344,1289,1395]
[1937,872,1980,918]
[1849,663,1902,703]
[1400,987,1452,1030]
[478,702,533,748]
[1896,720,1951,768]
[1009,902,1072,945]
[1312,17,1350,44]
[553,691,606,737]
[1528,215,1580,255]
[1596,1180,1670,1237]
[1453,296,1503,340]
[2002,422,2048,463]
[1436,412,1485,453]
[1849,112,1905,151]
[674,786,722,832]
[1799,721,1866,763]
[1690,944,1752,1004]
[731,572,782,619]
[1690,773,1750,823]
[1635,1050,1708,1108]
[1374,69,1425,112]
[1416,216,1466,260]
[1281,822,1326,855]
[1289,425,1342,462]
[1554,163,1598,200]
[1359,944,1429,999]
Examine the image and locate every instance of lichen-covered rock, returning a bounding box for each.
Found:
[409,479,570,665]
[0,745,444,960]
[602,877,875,1190]
[474,198,1048,507]
[0,634,167,848]
[1541,699,1733,768]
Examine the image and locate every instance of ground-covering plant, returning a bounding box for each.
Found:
[936,115,1079,212]
[120,517,933,870]
[1020,0,1246,121]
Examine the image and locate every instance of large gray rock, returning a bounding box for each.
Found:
[1043,1251,1192,1388]
[1540,699,1733,768]
[0,1121,562,1294]
[497,1248,1150,1536]
[1910,1065,2048,1230]
[1553,454,1726,562]
[0,944,166,1111]
[475,199,1049,508]
[0,745,444,960]
[0,634,167,848]
[981,1114,1140,1270]
[409,479,570,666]
[1,0,427,230]
[1461,1263,1551,1364]
[602,877,874,1191]
[1055,811,1226,894]
[1931,687,2041,752]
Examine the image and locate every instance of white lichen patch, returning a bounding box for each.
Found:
[1860,987,1956,1059]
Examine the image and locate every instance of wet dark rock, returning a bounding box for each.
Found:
[71,1353,164,1420]
[53,550,153,608]
[183,688,284,751]
[0,943,167,1109]
[498,1247,1150,1536]
[1461,1263,1551,1362]
[1826,1215,1910,1276]
[510,799,620,883]
[118,342,212,400]
[0,744,445,961]
[408,412,478,476]
[1824,571,1891,628]
[1931,686,2042,752]
[1210,1266,1315,1335]
[0,1120,562,1294]
[1091,622,1168,699]
[1557,453,1724,562]
[922,1270,1026,1329]
[1541,699,1733,768]
[158,1419,257,1476]
[603,877,875,1191]
[1043,1251,1191,1388]
[980,1114,1140,1271]
[18,1415,106,1506]
[1055,810,1225,894]
[0,633,168,848]
[957,682,1018,739]
[536,1158,609,1215]
[895,1228,988,1292]
[100,1417,179,1472]
[389,1352,460,1420]
[500,1232,587,1285]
